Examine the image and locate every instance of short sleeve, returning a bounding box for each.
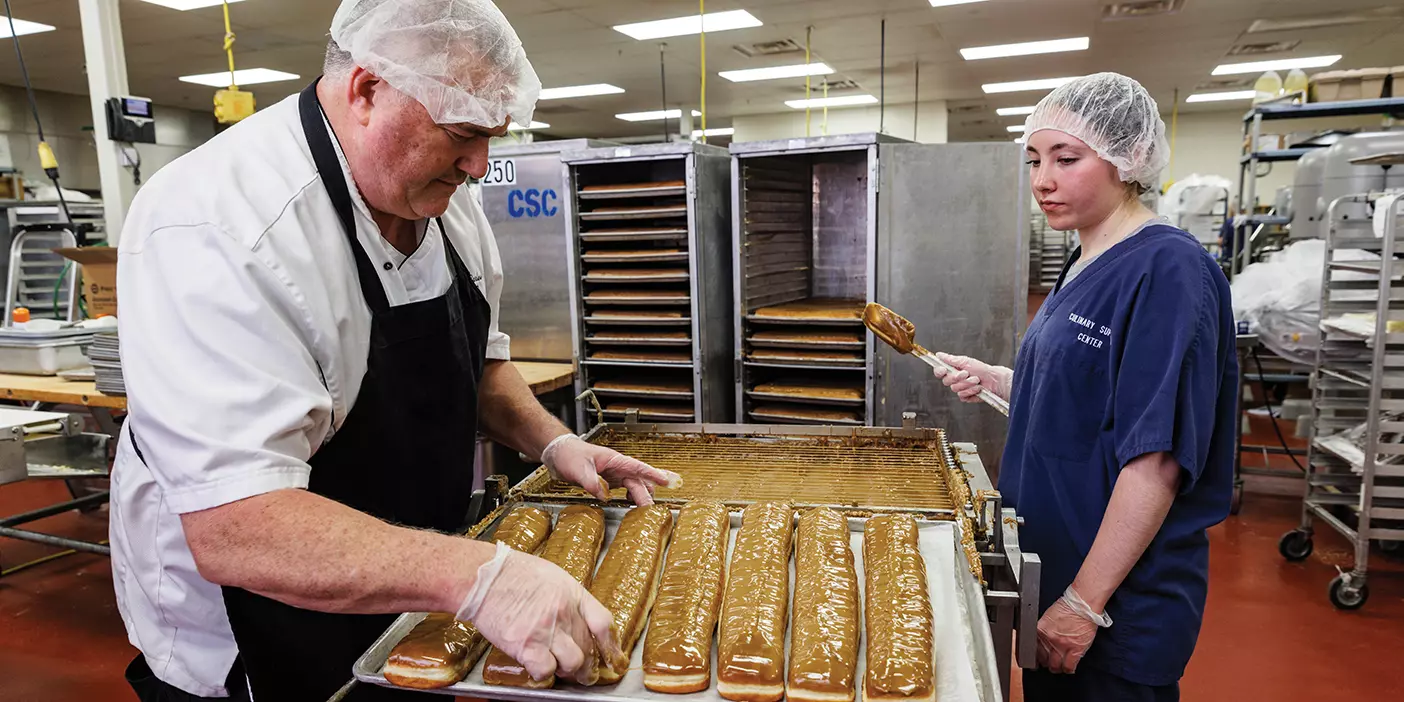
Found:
[1112,255,1223,489]
[469,198,511,360]
[118,225,333,514]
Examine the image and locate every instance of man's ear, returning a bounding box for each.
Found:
[345,67,384,127]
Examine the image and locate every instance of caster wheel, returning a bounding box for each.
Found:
[1279,530,1313,562]
[1229,484,1244,515]
[1378,540,1403,555]
[1329,574,1369,610]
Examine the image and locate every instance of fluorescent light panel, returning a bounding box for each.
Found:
[138,0,245,9]
[539,83,624,100]
[960,37,1089,61]
[508,121,551,131]
[996,105,1037,116]
[1007,125,1026,133]
[615,109,703,122]
[719,62,833,83]
[1185,90,1257,103]
[692,127,735,137]
[0,16,56,39]
[930,0,991,6]
[1212,55,1340,75]
[179,68,301,87]
[982,76,1079,94]
[786,94,879,109]
[614,10,762,41]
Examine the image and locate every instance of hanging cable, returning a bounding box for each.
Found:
[914,61,920,142]
[879,19,886,134]
[805,26,813,137]
[4,0,71,224]
[1166,87,1180,192]
[1251,347,1306,473]
[823,79,829,135]
[222,0,240,89]
[659,43,669,142]
[699,0,706,143]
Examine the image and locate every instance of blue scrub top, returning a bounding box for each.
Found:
[1001,223,1237,686]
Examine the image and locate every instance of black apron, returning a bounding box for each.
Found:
[128,78,491,701]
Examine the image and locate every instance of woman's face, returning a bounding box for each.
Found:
[1026,129,1128,232]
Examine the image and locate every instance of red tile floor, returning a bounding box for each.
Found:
[3,473,1402,701]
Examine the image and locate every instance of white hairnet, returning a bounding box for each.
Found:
[1023,72,1169,190]
[330,0,541,128]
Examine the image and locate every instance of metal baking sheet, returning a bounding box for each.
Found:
[353,505,998,702]
[744,361,868,373]
[583,359,695,369]
[745,390,866,407]
[582,252,691,264]
[587,336,694,347]
[580,230,689,243]
[584,316,693,327]
[602,408,697,422]
[746,410,864,426]
[747,353,866,367]
[581,206,689,221]
[578,185,688,200]
[748,339,865,351]
[745,315,865,326]
[585,296,692,306]
[591,387,696,401]
[584,273,693,284]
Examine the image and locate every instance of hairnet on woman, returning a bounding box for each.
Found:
[933,72,1238,702]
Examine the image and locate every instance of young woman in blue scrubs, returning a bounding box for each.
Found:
[934,73,1237,701]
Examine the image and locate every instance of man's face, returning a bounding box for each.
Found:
[354,86,509,220]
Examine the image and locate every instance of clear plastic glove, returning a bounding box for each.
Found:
[1035,587,1108,674]
[457,542,624,684]
[541,434,681,506]
[932,353,1014,404]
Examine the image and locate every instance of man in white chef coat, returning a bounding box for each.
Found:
[109,1,672,699]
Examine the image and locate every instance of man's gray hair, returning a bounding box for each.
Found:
[324,38,355,77]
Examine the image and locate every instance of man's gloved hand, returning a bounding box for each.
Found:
[457,542,625,684]
[931,352,1014,404]
[1036,586,1111,674]
[540,434,681,506]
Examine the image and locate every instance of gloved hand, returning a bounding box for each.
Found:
[1036,586,1111,674]
[457,542,626,684]
[932,353,1014,404]
[541,434,681,506]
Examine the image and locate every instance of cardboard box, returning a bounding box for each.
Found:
[1311,68,1390,102]
[53,247,118,318]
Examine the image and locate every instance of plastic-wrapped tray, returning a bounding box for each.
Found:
[353,505,999,702]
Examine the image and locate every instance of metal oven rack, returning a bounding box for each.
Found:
[562,143,734,429]
[1288,186,1404,610]
[730,136,1029,470]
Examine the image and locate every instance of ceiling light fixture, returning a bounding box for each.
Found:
[960,37,1089,61]
[1184,90,1257,103]
[692,127,735,137]
[1007,125,1027,133]
[0,16,56,39]
[785,94,879,109]
[616,109,704,122]
[508,121,551,131]
[179,68,301,87]
[539,83,625,100]
[981,76,1079,94]
[996,105,1037,116]
[138,0,245,9]
[929,0,991,6]
[1211,55,1341,75]
[719,62,833,83]
[614,10,762,41]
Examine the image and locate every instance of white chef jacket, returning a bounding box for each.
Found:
[109,93,511,697]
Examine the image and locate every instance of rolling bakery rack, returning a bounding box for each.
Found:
[1287,181,1404,610]
[561,143,734,429]
[351,420,1040,702]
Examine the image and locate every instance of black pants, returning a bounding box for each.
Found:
[126,655,250,702]
[1023,667,1179,702]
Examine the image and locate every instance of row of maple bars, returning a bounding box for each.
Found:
[383,501,936,702]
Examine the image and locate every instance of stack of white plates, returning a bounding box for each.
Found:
[86,331,124,396]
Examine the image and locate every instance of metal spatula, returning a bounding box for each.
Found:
[863,303,1010,416]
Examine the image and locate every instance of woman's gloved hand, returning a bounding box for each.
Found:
[931,353,1014,404]
[1036,586,1112,674]
[457,543,626,684]
[541,434,682,506]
